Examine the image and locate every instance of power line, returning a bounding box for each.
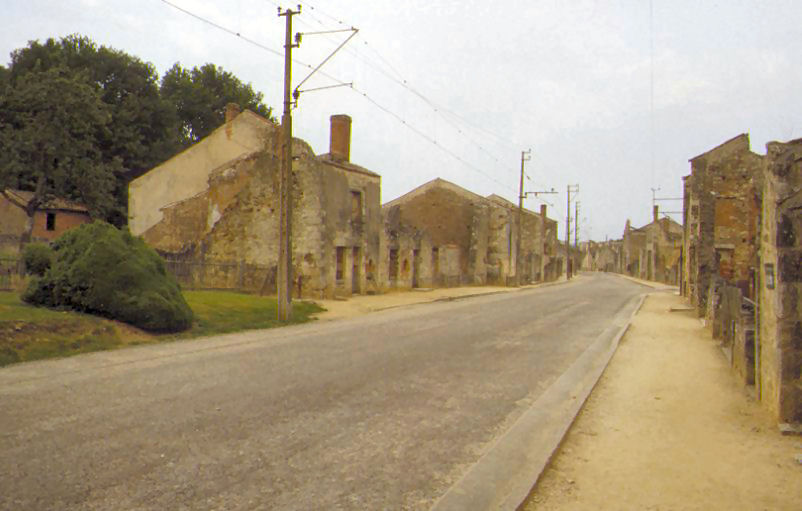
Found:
[160,0,282,58]
[159,0,518,195]
[292,0,525,172]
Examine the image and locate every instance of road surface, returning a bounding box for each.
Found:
[0,273,646,510]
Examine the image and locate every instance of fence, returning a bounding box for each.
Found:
[0,257,25,291]
[711,279,757,385]
[162,258,277,294]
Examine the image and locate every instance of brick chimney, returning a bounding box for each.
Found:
[540,204,547,218]
[225,103,241,123]
[653,205,659,223]
[330,114,352,162]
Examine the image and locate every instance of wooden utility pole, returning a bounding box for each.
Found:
[566,185,571,280]
[277,5,300,321]
[565,184,578,279]
[575,201,580,273]
[516,149,531,286]
[575,201,579,248]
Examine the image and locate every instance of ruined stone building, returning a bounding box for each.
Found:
[758,138,802,424]
[620,208,682,284]
[486,195,561,283]
[380,179,559,290]
[681,134,763,312]
[128,107,381,299]
[380,205,441,290]
[0,189,91,255]
[381,179,497,288]
[583,240,623,273]
[678,133,801,424]
[621,219,646,277]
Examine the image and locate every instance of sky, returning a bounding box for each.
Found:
[3,0,802,241]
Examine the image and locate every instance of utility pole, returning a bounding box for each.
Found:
[565,184,579,279]
[575,201,579,248]
[575,201,580,273]
[277,5,301,321]
[516,149,531,286]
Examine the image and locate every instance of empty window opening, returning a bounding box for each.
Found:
[46,213,56,231]
[351,190,363,222]
[389,249,399,280]
[336,246,345,281]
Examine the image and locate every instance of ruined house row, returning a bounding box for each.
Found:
[578,204,683,286]
[127,106,561,300]
[577,133,801,425]
[679,133,802,425]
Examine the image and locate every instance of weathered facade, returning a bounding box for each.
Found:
[128,109,382,299]
[758,138,802,423]
[380,179,559,289]
[582,240,623,273]
[638,206,683,284]
[381,179,497,287]
[681,134,763,313]
[380,206,444,290]
[486,196,560,284]
[0,189,91,255]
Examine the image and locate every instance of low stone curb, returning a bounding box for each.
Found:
[430,291,648,511]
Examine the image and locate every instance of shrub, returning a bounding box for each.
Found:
[22,243,54,276]
[23,222,193,332]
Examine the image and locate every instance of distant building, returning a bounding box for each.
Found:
[0,189,91,254]
[381,178,560,289]
[381,179,497,287]
[633,206,683,284]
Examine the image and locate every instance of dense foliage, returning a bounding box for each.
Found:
[23,222,194,332]
[0,35,273,227]
[21,242,54,277]
[162,62,274,147]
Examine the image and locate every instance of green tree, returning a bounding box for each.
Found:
[3,35,177,225]
[0,66,118,237]
[161,62,274,147]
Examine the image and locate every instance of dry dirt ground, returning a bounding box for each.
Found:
[523,291,802,511]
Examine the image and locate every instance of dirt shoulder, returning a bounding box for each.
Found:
[523,291,801,510]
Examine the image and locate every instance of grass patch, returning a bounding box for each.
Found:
[180,290,324,337]
[0,291,324,367]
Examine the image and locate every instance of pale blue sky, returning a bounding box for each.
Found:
[3,0,801,240]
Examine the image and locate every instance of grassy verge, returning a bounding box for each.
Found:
[0,291,324,367]
[180,290,324,337]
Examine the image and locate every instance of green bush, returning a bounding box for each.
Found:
[22,222,193,332]
[22,243,54,276]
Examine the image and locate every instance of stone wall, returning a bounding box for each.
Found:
[132,111,382,299]
[129,111,275,236]
[683,134,763,316]
[383,179,495,286]
[759,139,802,423]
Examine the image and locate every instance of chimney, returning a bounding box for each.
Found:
[330,114,352,162]
[225,103,241,123]
[653,205,659,223]
[540,204,547,218]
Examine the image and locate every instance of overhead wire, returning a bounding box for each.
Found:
[159,0,520,195]
[294,0,525,171]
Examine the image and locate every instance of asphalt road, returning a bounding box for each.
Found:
[0,273,647,510]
